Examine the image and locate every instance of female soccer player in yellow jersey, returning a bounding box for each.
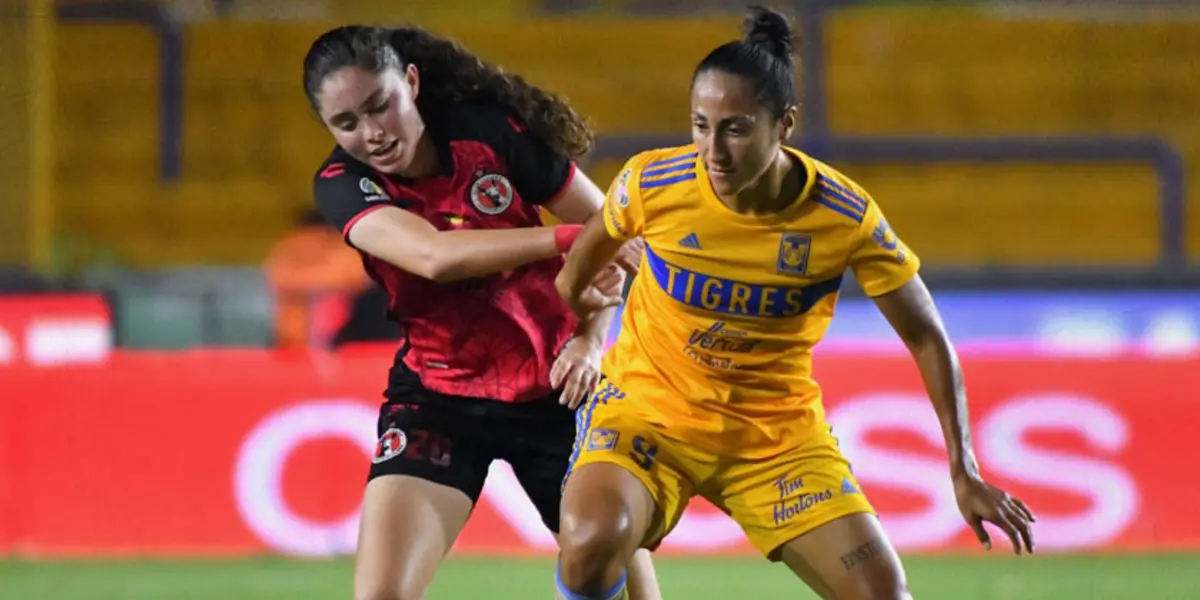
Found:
[553,6,1035,600]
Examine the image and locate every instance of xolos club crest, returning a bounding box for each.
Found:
[468,172,514,215]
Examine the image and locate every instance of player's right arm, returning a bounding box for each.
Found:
[556,157,646,318]
[851,196,1035,554]
[313,159,578,283]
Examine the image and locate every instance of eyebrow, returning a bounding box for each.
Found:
[692,113,754,126]
[329,89,385,124]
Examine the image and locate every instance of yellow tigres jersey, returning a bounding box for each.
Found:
[600,145,919,450]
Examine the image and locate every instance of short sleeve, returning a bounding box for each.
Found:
[491,115,576,206]
[849,197,921,297]
[601,155,647,241]
[312,155,397,241]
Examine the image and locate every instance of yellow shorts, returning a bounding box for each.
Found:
[565,378,874,559]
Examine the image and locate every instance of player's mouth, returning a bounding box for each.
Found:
[370,139,400,160]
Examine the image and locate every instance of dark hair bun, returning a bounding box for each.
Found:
[742,6,795,64]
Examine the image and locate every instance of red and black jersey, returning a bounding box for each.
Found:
[313,103,578,403]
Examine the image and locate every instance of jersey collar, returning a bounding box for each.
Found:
[696,146,818,225]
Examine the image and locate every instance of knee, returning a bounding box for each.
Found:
[557,504,639,592]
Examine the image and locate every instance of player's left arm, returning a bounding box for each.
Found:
[542,173,626,408]
[850,195,1036,555]
[556,156,646,321]
[541,172,626,339]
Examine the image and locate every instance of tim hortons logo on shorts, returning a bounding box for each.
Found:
[469,172,514,215]
[373,428,408,464]
[773,489,833,526]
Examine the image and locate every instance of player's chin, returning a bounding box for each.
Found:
[710,177,746,198]
[368,146,412,175]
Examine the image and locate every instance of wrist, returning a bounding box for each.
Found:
[574,324,606,346]
[554,224,583,254]
[949,451,981,482]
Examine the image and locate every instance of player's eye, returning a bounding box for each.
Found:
[368,101,390,115]
[692,122,709,132]
[334,118,357,133]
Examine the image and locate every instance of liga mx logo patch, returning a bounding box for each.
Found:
[359,177,391,203]
[614,167,632,208]
[372,428,407,464]
[776,232,812,276]
[469,172,514,215]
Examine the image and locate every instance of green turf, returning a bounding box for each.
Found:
[1,554,1197,599]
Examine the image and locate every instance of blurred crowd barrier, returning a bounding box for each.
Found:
[36,3,1200,269]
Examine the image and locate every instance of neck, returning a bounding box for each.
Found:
[397,127,439,179]
[722,151,798,215]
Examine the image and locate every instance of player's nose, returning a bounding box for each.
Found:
[705,140,732,166]
[706,151,732,171]
[363,117,386,142]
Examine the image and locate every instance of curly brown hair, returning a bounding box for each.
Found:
[303,25,594,160]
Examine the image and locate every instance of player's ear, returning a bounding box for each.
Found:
[405,63,420,100]
[777,105,798,142]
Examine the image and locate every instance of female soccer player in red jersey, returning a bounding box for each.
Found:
[302,25,659,600]
[554,7,1034,600]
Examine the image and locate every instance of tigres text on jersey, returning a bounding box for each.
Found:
[599,144,920,456]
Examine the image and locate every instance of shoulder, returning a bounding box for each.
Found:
[433,102,561,176]
[312,147,393,203]
[314,147,372,185]
[629,145,699,193]
[806,154,874,225]
[432,102,520,145]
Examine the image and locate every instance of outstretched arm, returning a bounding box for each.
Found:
[872,276,976,479]
[347,206,577,283]
[313,157,580,284]
[847,185,1034,555]
[873,276,1035,554]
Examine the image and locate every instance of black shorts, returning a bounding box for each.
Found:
[368,374,576,533]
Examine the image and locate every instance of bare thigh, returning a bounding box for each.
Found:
[778,513,911,600]
[354,475,474,600]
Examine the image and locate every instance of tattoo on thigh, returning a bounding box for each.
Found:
[840,538,885,571]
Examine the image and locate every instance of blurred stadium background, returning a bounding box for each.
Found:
[2,0,1200,598]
